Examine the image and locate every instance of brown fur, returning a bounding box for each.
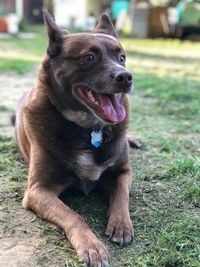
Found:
[15,11,133,267]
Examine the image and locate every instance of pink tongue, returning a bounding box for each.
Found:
[96,93,126,123]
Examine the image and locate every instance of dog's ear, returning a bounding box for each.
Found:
[43,10,67,57]
[93,14,117,38]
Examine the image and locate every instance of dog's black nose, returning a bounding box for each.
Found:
[115,71,133,90]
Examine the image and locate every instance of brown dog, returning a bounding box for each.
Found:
[15,11,133,267]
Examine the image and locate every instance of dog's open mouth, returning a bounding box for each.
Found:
[73,85,126,123]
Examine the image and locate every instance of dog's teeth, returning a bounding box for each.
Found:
[87,90,96,102]
[87,89,99,104]
[90,95,95,102]
[88,90,93,97]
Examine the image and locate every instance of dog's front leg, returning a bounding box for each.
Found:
[104,165,133,246]
[23,150,110,267]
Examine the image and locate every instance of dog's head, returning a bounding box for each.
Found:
[43,11,133,126]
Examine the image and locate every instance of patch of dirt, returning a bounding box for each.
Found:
[0,70,69,267]
[0,196,40,266]
[0,71,37,110]
[0,197,68,266]
[0,238,35,267]
[0,70,36,136]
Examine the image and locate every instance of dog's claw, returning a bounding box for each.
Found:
[106,215,133,247]
[123,230,133,245]
[78,241,110,267]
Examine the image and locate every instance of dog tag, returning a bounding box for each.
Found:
[91,130,103,148]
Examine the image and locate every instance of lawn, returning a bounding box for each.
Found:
[0,31,200,267]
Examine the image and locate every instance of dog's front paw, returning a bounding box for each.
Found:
[106,214,133,246]
[77,239,111,267]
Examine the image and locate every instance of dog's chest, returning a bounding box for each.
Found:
[75,150,114,182]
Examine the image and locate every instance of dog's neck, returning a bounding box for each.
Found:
[59,112,114,149]
[61,109,105,128]
[61,109,113,148]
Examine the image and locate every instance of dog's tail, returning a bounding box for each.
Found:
[10,113,16,126]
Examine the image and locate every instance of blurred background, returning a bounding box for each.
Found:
[0,0,200,38]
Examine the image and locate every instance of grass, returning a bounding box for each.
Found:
[0,26,47,74]
[0,32,200,267]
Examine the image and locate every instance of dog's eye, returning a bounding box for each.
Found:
[83,54,95,62]
[120,55,126,63]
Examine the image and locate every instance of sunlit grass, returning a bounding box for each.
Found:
[0,32,46,74]
[0,51,41,61]
[122,38,200,56]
